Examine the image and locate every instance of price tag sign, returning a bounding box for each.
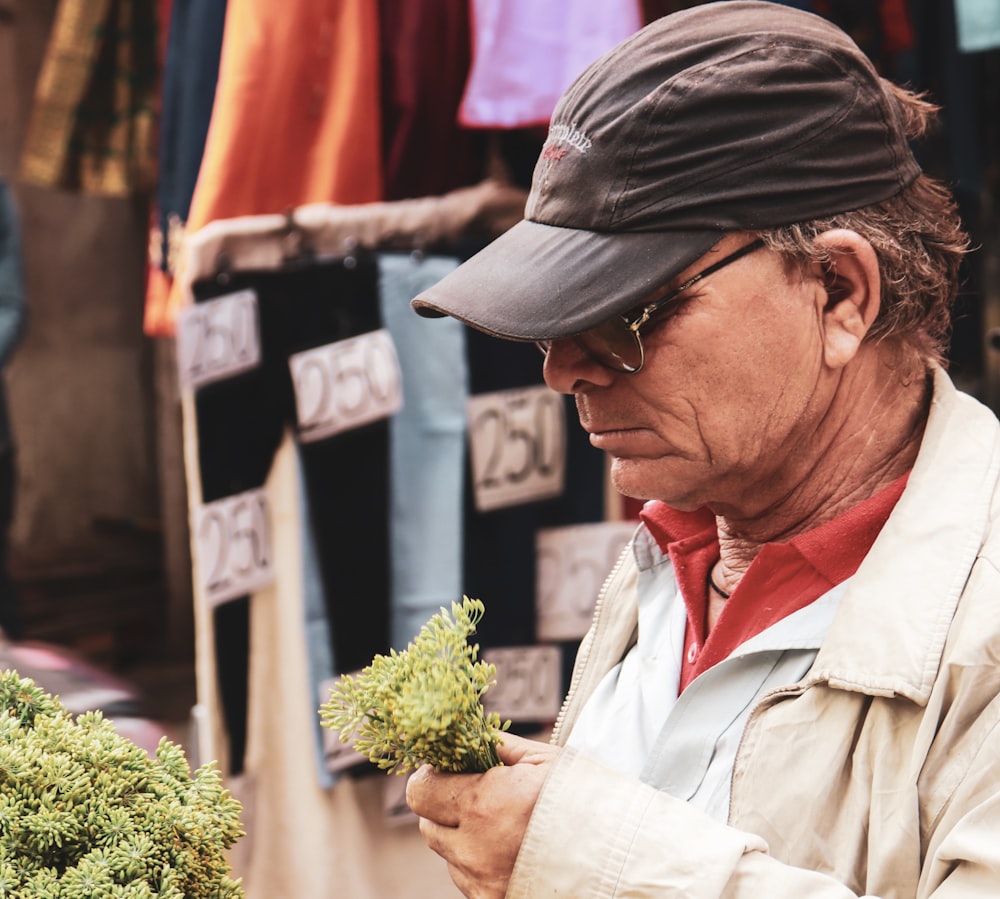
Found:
[536,521,637,642]
[176,289,261,390]
[482,645,563,723]
[467,385,566,512]
[193,488,275,607]
[318,676,368,775]
[289,329,404,443]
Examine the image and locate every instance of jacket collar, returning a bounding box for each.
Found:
[808,367,1000,704]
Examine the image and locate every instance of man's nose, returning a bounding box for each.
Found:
[541,339,618,394]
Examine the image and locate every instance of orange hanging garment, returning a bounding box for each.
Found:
[146,0,383,337]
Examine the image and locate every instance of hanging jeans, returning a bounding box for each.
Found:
[192,255,390,774]
[307,251,472,786]
[377,252,468,651]
[461,329,606,664]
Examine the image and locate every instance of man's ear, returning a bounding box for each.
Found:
[811,229,881,370]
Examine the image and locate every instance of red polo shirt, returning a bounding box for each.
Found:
[639,473,909,693]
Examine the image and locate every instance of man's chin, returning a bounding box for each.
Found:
[608,458,703,510]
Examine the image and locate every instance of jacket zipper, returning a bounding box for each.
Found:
[550,543,633,746]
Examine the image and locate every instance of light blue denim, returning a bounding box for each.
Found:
[303,252,468,785]
[294,438,338,788]
[377,252,467,650]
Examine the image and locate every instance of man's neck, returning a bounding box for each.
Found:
[711,348,931,595]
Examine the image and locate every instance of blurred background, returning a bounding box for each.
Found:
[0,1,997,897]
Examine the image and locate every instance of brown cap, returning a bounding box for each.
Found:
[411,0,921,341]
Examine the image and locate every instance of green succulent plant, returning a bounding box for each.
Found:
[320,596,510,775]
[0,670,244,898]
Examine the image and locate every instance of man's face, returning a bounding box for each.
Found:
[542,235,832,517]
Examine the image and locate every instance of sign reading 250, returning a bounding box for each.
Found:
[467,385,567,512]
[289,329,404,443]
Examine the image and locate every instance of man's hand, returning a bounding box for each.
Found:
[405,733,558,899]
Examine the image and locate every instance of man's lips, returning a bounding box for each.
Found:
[586,426,649,452]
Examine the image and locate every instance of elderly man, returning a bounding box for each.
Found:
[406,2,999,897]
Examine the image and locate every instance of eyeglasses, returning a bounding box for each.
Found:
[536,238,766,374]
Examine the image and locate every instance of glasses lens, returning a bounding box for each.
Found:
[576,318,643,372]
[536,319,642,373]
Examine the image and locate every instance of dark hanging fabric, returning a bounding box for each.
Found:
[447,133,606,663]
[461,331,606,654]
[909,0,995,385]
[155,0,228,277]
[0,183,27,640]
[810,1,916,81]
[494,126,550,189]
[192,256,391,772]
[378,0,488,200]
[460,331,607,712]
[210,597,249,775]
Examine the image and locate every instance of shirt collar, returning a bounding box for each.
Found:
[638,474,909,690]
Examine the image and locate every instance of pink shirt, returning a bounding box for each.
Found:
[459,0,642,128]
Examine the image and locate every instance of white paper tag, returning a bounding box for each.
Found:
[467,385,566,512]
[317,676,367,774]
[289,329,404,442]
[482,645,563,723]
[193,488,275,607]
[176,289,261,390]
[536,521,637,641]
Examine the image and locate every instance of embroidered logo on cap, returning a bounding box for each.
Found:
[543,122,592,159]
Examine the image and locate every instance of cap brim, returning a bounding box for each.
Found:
[411,218,723,341]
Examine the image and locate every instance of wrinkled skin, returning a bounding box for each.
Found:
[406,734,558,899]
[408,230,930,897]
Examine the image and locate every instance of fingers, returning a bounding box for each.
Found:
[416,802,519,899]
[417,814,456,856]
[406,739,559,826]
[406,756,554,899]
[406,764,466,827]
[495,732,560,766]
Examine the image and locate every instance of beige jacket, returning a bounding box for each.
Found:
[508,368,1000,898]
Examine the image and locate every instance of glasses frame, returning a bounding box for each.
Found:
[538,237,767,374]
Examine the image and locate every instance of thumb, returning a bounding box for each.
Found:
[497,732,559,766]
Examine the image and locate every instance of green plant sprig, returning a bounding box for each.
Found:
[0,670,244,898]
[320,596,510,775]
